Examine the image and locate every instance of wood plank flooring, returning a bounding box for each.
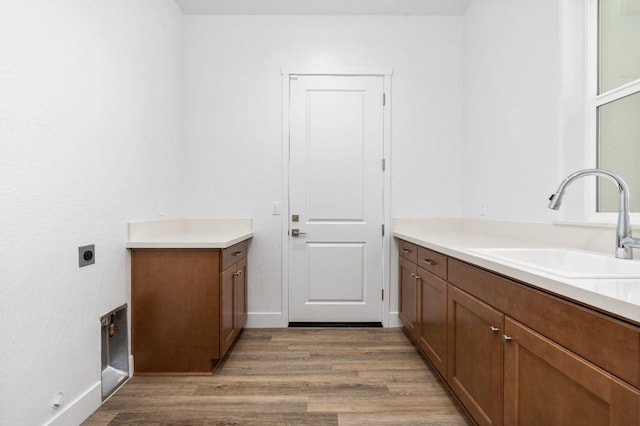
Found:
[83,328,472,425]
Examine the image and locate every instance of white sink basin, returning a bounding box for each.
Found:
[470,248,640,279]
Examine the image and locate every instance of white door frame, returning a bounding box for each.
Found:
[280,67,393,327]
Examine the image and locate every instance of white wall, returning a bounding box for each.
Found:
[462,0,581,222]
[182,15,464,322]
[0,1,591,421]
[0,1,184,424]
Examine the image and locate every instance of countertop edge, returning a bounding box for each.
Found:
[126,233,253,249]
[393,230,640,327]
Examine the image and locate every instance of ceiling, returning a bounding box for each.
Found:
[174,0,473,16]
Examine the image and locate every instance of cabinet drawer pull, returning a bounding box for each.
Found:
[401,249,412,254]
[422,259,437,266]
[489,326,499,333]
[232,251,243,257]
[502,335,512,343]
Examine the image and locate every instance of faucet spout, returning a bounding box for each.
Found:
[548,168,633,259]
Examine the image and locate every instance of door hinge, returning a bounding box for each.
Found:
[382,289,384,301]
[382,93,386,106]
[382,158,386,171]
[382,224,385,236]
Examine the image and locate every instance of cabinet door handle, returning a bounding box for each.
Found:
[234,270,243,276]
[422,259,436,266]
[489,326,499,333]
[233,251,243,257]
[401,249,411,254]
[502,334,512,343]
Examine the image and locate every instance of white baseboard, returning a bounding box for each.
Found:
[246,312,285,328]
[46,381,101,426]
[387,312,402,328]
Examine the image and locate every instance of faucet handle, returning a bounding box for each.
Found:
[622,237,640,249]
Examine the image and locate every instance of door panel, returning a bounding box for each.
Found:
[504,317,640,426]
[220,264,235,355]
[288,75,384,323]
[307,242,365,301]
[399,257,418,337]
[306,90,366,221]
[418,269,448,377]
[448,284,504,426]
[235,257,247,330]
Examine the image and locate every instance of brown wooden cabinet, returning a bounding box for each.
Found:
[417,247,448,378]
[396,238,640,426]
[448,284,504,426]
[399,255,419,339]
[504,317,640,426]
[131,240,249,375]
[398,242,449,376]
[221,255,247,356]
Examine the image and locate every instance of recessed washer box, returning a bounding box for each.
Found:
[79,244,95,267]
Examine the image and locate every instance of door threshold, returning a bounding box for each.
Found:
[288,322,383,328]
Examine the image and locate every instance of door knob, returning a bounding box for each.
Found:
[291,229,307,237]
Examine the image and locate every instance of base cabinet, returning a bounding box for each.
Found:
[132,240,249,374]
[396,238,640,426]
[504,317,640,426]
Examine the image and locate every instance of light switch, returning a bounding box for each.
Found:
[272,202,280,215]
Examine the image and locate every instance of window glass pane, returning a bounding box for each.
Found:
[598,0,640,94]
[597,91,640,212]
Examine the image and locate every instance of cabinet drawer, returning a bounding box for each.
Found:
[398,240,418,263]
[417,247,447,280]
[448,258,640,387]
[222,240,249,271]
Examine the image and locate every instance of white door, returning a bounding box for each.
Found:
[288,74,385,323]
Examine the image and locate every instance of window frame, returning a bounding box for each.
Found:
[586,0,640,221]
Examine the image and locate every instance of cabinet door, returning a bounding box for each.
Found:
[504,317,640,426]
[418,268,447,377]
[448,284,504,426]
[131,249,219,373]
[221,264,236,356]
[235,257,248,330]
[399,256,419,338]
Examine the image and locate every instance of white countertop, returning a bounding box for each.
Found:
[126,218,253,249]
[394,218,640,326]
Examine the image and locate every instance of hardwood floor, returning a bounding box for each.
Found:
[84,328,472,425]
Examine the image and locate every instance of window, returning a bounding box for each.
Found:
[593,0,640,212]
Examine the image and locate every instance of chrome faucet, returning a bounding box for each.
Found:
[548,168,640,259]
